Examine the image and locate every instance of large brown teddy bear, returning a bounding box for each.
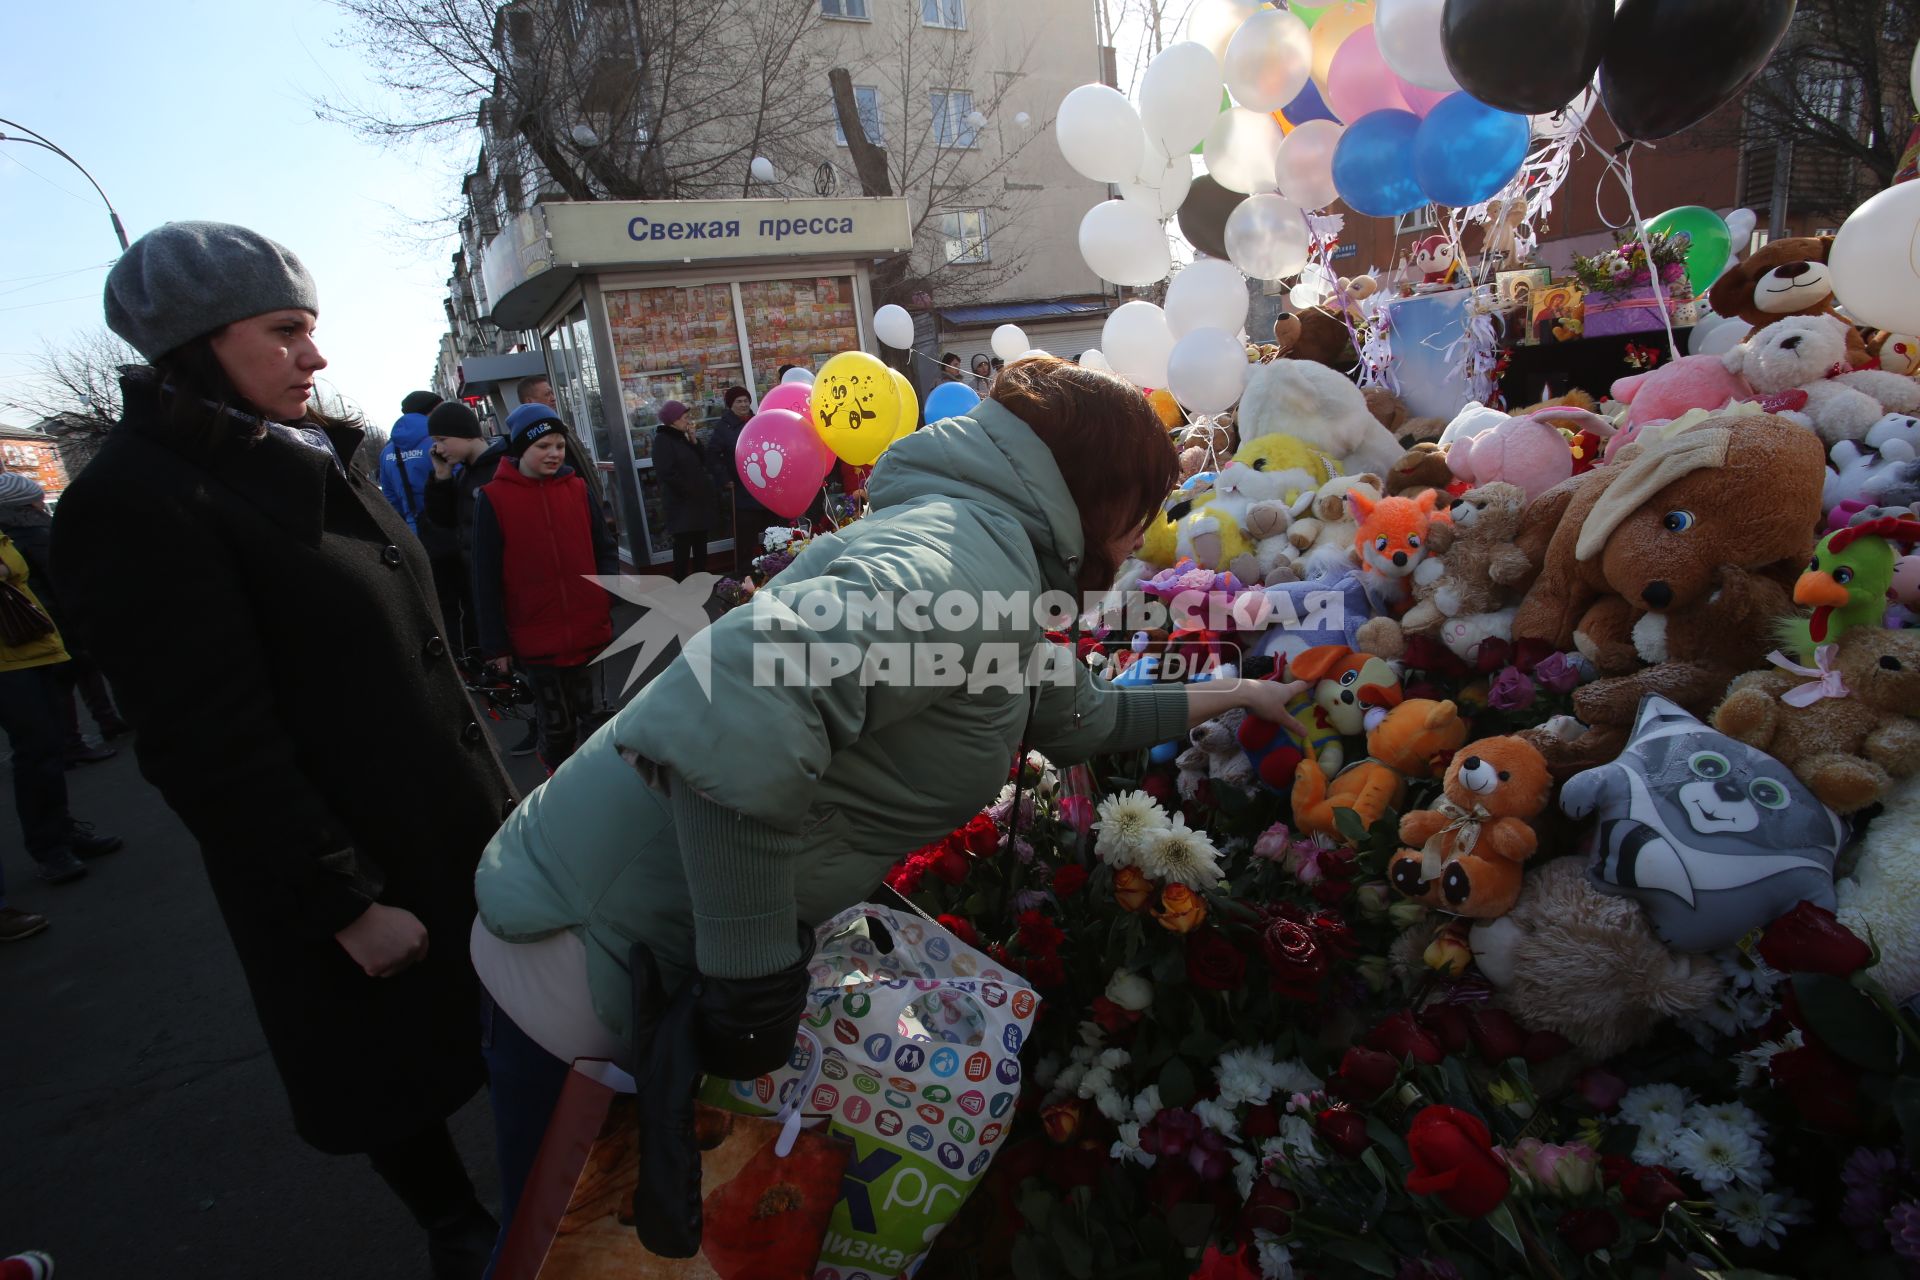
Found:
[1712,627,1920,813]
[1707,235,1870,368]
[1512,413,1824,769]
[1272,307,1354,368]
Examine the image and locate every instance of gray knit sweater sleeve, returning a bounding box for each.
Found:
[669,777,807,980]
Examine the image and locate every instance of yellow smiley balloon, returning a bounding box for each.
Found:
[814,351,902,465]
[889,368,919,443]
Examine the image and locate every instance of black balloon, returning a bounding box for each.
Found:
[1441,0,1613,115]
[1177,176,1246,264]
[1600,0,1796,142]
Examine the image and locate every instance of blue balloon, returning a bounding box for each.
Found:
[923,380,981,422]
[1412,93,1531,208]
[1331,110,1424,218]
[1282,79,1337,126]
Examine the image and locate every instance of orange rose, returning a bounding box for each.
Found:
[1113,866,1153,913]
[1042,1098,1083,1144]
[1155,884,1208,933]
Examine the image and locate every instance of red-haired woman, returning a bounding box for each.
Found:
[466,356,1307,1246]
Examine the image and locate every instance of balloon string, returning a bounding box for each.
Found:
[1587,128,1681,362]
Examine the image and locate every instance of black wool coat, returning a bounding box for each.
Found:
[52,373,518,1155]
[651,425,721,536]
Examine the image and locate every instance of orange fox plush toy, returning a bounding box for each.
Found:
[1349,488,1447,616]
[1387,735,1552,919]
[1293,698,1468,843]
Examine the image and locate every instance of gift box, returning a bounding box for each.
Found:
[1582,270,1695,338]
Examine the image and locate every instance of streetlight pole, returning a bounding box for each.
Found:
[0,117,129,251]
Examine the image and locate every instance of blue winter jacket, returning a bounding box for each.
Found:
[377,413,436,533]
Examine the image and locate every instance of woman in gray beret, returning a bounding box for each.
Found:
[50,222,515,1278]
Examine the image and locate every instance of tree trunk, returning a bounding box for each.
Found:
[830,68,892,197]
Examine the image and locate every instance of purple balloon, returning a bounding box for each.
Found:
[1283,79,1338,126]
[735,409,835,519]
[1396,77,1453,117]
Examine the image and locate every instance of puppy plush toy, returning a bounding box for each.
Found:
[1293,698,1467,842]
[1707,234,1870,368]
[1389,735,1551,918]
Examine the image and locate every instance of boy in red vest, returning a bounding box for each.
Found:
[472,406,618,770]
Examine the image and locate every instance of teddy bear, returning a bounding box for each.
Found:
[1469,857,1726,1059]
[1512,412,1825,769]
[1361,483,1530,659]
[1875,332,1920,376]
[1607,355,1756,461]
[1712,626,1920,814]
[1237,358,1405,478]
[1285,472,1383,580]
[1177,707,1256,799]
[1363,387,1448,448]
[1387,735,1551,918]
[1437,608,1521,664]
[1836,777,1920,1004]
[1445,410,1601,504]
[1292,698,1467,843]
[1270,307,1355,369]
[1722,313,1920,448]
[1707,233,1870,367]
[1386,442,1456,497]
[1825,413,1920,515]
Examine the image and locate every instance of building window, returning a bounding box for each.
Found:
[932,90,979,148]
[833,86,884,146]
[821,0,869,16]
[939,209,990,264]
[922,0,965,27]
[1394,206,1438,235]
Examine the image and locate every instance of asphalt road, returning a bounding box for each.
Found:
[0,655,635,1278]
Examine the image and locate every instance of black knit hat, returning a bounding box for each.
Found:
[722,384,750,407]
[426,400,482,440]
[401,390,442,415]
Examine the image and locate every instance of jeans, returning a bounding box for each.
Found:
[480,993,572,1278]
[0,665,73,864]
[671,531,707,582]
[520,663,596,773]
[53,652,122,749]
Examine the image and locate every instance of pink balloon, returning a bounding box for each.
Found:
[1326,26,1410,124]
[759,380,812,421]
[1396,78,1452,117]
[734,408,834,519]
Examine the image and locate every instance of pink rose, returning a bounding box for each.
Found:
[1487,667,1536,711]
[1057,794,1095,835]
[1532,651,1582,694]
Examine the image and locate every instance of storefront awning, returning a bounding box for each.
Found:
[935,300,1110,327]
[458,350,548,395]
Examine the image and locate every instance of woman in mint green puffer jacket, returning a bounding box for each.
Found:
[467,356,1309,1234]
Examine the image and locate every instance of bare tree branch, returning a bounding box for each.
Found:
[0,329,140,473]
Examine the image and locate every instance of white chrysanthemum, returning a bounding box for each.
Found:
[1618,1083,1694,1128]
[1687,1101,1766,1142]
[1132,1086,1164,1125]
[1734,1031,1802,1088]
[1671,1118,1769,1191]
[1632,1113,1683,1167]
[1195,1097,1241,1140]
[1112,1121,1155,1167]
[1138,813,1224,889]
[1712,1186,1808,1249]
[1255,1236,1297,1280]
[1093,789,1171,867]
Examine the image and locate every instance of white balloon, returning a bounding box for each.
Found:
[1015,111,1032,128]
[1167,327,1250,415]
[1530,88,1595,141]
[1056,83,1147,184]
[873,303,915,349]
[1691,318,1750,357]
[1912,41,1919,110]
[1165,258,1251,338]
[1223,193,1310,279]
[750,156,777,182]
[1203,107,1285,194]
[965,110,989,130]
[1374,0,1460,92]
[1831,182,1920,334]
[1274,119,1345,209]
[1223,8,1313,111]
[1019,349,1051,361]
[1724,207,1757,249]
[1079,349,1112,373]
[1102,300,1176,388]
[1080,200,1174,287]
[992,324,1030,362]
[1117,145,1195,221]
[781,366,815,385]
[1188,0,1263,62]
[1139,42,1226,158]
[1289,281,1327,309]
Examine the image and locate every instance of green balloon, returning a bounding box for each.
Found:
[1293,3,1328,27]
[1647,205,1733,298]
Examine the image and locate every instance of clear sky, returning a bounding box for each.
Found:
[0,1,467,430]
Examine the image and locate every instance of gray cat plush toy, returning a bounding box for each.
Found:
[1560,695,1845,953]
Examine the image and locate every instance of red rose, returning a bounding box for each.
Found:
[1242,1103,1281,1140]
[1315,1105,1372,1158]
[1368,1010,1446,1065]
[1418,1004,1471,1055]
[1091,995,1143,1036]
[1330,1046,1400,1103]
[1240,1178,1300,1236]
[1260,916,1328,1001]
[1186,928,1249,991]
[1601,1156,1683,1221]
[1142,771,1177,803]
[962,814,1001,857]
[1467,1008,1528,1064]
[1017,910,1065,955]
[1310,911,1359,961]
[1042,1098,1082,1144]
[933,847,971,884]
[1769,1039,1863,1133]
[1556,1207,1621,1255]
[1190,1245,1260,1280]
[937,914,979,948]
[1310,878,1356,906]
[1403,1105,1511,1219]
[1051,863,1089,898]
[1758,901,1874,977]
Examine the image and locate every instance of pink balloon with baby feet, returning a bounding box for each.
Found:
[759,380,813,423]
[736,408,835,519]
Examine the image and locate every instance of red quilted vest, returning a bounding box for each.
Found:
[481,460,611,666]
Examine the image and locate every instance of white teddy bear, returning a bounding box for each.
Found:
[1722,313,1920,447]
[1236,359,1405,478]
[1286,472,1383,580]
[1825,413,1920,513]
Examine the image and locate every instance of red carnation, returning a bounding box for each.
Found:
[1368,1010,1446,1065]
[1260,916,1327,1001]
[1758,901,1874,977]
[1024,951,1066,989]
[1091,996,1143,1036]
[1330,1046,1400,1103]
[1051,863,1089,898]
[937,914,979,948]
[1315,1105,1372,1158]
[1186,928,1249,991]
[1556,1207,1621,1255]
[962,814,1001,857]
[1190,1245,1260,1280]
[1403,1105,1510,1219]
[1017,910,1065,955]
[932,847,971,884]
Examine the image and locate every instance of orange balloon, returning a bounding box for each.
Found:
[1273,109,1294,136]
[1148,388,1184,428]
[1309,2,1374,95]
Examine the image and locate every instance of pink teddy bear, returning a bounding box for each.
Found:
[1447,409,1608,503]
[1606,355,1756,462]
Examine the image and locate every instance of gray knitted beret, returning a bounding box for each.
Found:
[104,221,319,360]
